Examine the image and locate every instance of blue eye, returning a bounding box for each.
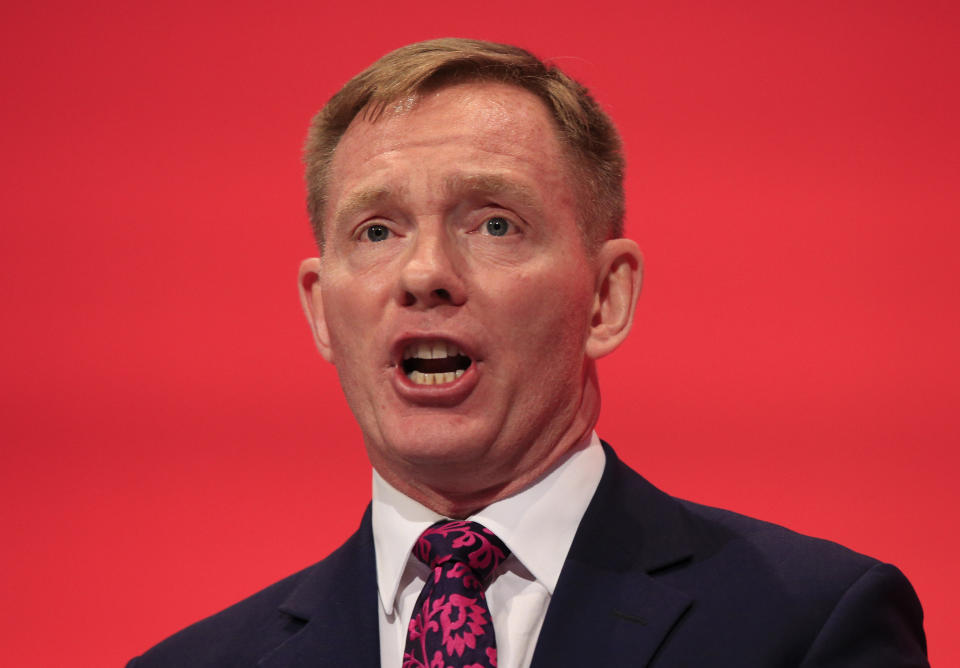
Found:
[365,224,390,242]
[485,217,510,236]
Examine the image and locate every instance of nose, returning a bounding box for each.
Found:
[397,226,466,308]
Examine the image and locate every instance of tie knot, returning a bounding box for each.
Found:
[413,520,510,584]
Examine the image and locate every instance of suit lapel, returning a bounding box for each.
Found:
[531,557,693,666]
[531,444,702,667]
[258,507,380,668]
[255,444,712,667]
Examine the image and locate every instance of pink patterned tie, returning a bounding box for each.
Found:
[403,520,511,668]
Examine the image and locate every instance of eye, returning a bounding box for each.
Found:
[483,216,511,237]
[363,224,391,242]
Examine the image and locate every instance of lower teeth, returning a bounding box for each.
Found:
[409,369,465,385]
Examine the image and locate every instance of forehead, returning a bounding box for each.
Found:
[325,82,572,215]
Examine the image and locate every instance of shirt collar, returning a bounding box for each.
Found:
[371,432,605,615]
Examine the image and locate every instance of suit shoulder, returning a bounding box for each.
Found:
[670,496,922,630]
[678,496,879,577]
[128,515,373,667]
[600,444,885,591]
[677,498,928,664]
[127,562,313,667]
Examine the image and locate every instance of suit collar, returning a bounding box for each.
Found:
[531,442,710,667]
[257,443,716,667]
[258,507,380,668]
[572,442,705,573]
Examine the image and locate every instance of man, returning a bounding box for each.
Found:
[129,39,928,667]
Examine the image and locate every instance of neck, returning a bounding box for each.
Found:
[372,369,602,518]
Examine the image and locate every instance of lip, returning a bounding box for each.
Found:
[390,334,480,407]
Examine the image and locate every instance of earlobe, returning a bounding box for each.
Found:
[298,257,335,363]
[585,238,644,360]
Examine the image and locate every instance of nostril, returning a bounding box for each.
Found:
[433,288,451,300]
[402,291,416,306]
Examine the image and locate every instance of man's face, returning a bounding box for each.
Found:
[301,82,611,500]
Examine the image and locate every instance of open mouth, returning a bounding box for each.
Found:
[401,341,472,385]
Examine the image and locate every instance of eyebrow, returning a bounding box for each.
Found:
[332,186,398,225]
[443,173,540,210]
[332,173,540,225]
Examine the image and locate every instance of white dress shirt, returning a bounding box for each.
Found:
[372,432,605,668]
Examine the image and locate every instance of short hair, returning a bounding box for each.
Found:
[304,38,625,249]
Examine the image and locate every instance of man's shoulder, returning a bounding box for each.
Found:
[127,563,311,667]
[680,494,879,569]
[675,493,901,600]
[128,513,375,668]
[583,448,928,664]
[673,498,926,662]
[610,451,903,600]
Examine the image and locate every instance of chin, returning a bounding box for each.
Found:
[374,418,503,469]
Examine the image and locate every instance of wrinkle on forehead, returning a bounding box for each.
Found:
[327,82,572,223]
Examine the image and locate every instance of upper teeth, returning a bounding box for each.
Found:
[402,341,468,386]
[403,341,462,359]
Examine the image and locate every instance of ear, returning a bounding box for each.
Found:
[298,257,335,363]
[585,238,644,360]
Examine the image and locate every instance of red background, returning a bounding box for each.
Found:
[2,1,957,665]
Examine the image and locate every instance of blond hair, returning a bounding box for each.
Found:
[304,38,624,248]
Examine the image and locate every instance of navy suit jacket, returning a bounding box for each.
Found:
[129,444,928,667]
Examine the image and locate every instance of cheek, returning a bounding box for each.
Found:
[502,271,594,348]
[321,286,382,372]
